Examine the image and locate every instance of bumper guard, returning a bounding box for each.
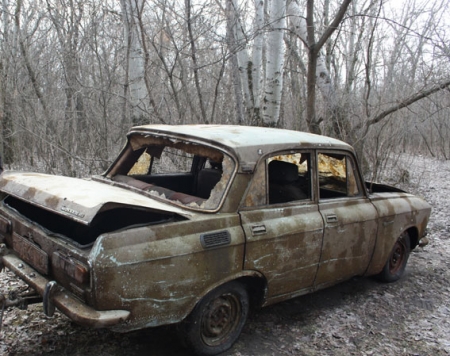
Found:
[1,253,130,328]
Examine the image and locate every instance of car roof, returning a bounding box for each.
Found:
[129,124,353,171]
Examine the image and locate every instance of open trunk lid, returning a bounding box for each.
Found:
[0,171,192,225]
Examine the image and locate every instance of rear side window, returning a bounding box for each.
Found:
[128,147,194,175]
[318,153,361,199]
[107,134,235,211]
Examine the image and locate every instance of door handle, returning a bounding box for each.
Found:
[251,225,267,235]
[326,214,338,223]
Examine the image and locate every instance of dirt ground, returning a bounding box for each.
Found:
[1,155,449,356]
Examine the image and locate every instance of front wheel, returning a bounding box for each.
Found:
[178,281,249,356]
[377,231,411,283]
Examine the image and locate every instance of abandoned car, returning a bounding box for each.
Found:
[0,125,431,355]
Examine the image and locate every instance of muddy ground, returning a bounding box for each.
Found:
[1,155,449,355]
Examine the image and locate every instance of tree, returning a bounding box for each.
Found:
[120,0,152,126]
[287,0,352,134]
[0,0,15,164]
[0,0,449,179]
[262,0,286,126]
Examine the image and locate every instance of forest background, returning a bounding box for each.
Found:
[0,0,449,181]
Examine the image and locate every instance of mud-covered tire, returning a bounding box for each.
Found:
[178,281,249,356]
[377,231,411,283]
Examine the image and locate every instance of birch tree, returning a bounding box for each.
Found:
[262,0,286,126]
[226,0,287,126]
[226,0,265,124]
[251,0,264,119]
[121,0,150,125]
[0,0,449,178]
[226,0,246,123]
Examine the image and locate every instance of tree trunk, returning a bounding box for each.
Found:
[251,0,264,123]
[289,0,351,134]
[0,0,14,165]
[185,0,208,124]
[262,0,286,126]
[121,0,148,126]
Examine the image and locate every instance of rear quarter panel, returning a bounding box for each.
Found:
[88,213,245,332]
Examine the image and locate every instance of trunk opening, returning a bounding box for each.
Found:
[3,196,178,247]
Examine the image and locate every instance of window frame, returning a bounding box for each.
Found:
[242,149,315,209]
[316,150,365,201]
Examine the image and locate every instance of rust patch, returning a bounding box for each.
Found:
[243,163,266,207]
[12,232,49,275]
[45,195,61,210]
[23,187,37,200]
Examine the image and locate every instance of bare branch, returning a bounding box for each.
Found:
[315,0,352,52]
[364,80,450,130]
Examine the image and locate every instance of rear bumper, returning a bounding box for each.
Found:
[1,253,130,328]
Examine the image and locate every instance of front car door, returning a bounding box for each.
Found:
[314,151,378,288]
[239,151,324,304]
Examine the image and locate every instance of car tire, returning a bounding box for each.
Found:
[178,281,249,356]
[377,231,411,283]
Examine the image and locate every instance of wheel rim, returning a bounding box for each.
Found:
[389,238,407,274]
[201,294,241,347]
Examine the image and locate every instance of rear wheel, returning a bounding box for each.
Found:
[178,281,249,356]
[377,231,411,283]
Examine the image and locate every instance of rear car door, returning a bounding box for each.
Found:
[239,151,324,300]
[314,151,378,288]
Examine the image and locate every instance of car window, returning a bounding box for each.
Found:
[318,152,361,199]
[128,147,194,175]
[243,152,311,207]
[108,134,235,211]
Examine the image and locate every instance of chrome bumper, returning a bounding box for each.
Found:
[1,253,130,328]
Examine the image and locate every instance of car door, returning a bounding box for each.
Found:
[314,151,378,288]
[239,151,324,301]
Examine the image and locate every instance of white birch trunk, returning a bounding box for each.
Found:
[252,0,264,110]
[121,0,147,124]
[231,0,252,110]
[262,0,286,125]
[226,0,245,123]
[345,0,357,92]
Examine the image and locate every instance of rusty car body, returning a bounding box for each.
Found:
[0,125,430,355]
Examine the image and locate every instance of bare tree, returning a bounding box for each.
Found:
[287,0,352,134]
[261,0,286,126]
[121,0,155,125]
[0,0,449,180]
[0,0,15,164]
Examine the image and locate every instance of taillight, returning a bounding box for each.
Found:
[52,252,89,285]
